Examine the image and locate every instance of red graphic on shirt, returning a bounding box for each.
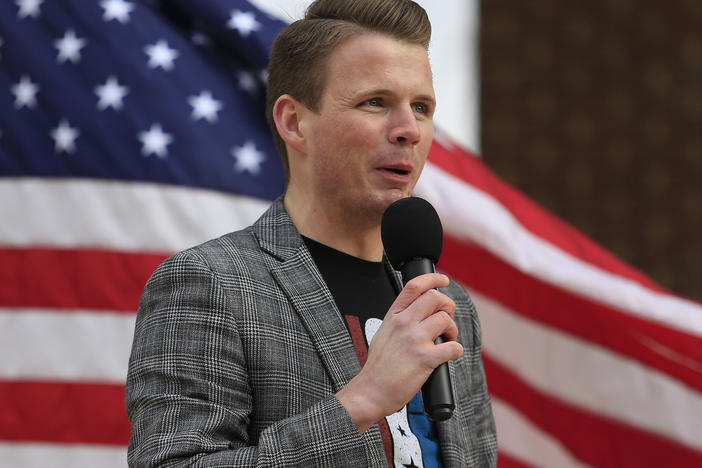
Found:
[344,315,394,466]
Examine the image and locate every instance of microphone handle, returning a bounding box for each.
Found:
[400,258,456,421]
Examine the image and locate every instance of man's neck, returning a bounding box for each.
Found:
[283,190,384,262]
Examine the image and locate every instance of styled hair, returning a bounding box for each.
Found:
[265,0,431,181]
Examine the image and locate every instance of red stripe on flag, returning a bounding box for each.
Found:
[427,142,668,294]
[439,236,702,393]
[0,380,129,445]
[497,453,539,468]
[0,247,167,312]
[484,355,702,467]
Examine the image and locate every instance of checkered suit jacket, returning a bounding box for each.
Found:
[126,197,497,467]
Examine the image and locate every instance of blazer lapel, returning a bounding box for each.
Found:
[252,197,361,391]
[270,249,363,391]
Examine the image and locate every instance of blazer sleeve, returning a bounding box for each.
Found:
[125,250,370,467]
[445,281,498,467]
[466,296,498,466]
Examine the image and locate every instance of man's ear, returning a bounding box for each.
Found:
[273,94,307,154]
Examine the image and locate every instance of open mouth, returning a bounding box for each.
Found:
[385,168,409,175]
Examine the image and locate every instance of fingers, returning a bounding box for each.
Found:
[388,274,455,322]
[421,310,459,342]
[412,313,463,369]
[388,273,450,313]
[383,273,459,348]
[433,340,464,365]
[407,288,456,321]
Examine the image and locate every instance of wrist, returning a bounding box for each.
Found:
[336,374,384,434]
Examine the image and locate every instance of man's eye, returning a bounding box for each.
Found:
[366,98,381,107]
[412,102,427,114]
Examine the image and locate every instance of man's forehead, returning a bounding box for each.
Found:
[330,32,429,60]
[327,33,431,75]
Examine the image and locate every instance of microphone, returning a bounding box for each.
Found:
[381,196,455,421]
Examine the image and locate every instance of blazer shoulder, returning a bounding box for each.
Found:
[189,225,269,272]
[149,225,266,282]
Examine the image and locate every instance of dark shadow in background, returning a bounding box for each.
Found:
[481,0,702,299]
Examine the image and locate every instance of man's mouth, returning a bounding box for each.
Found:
[384,167,410,175]
[379,163,413,176]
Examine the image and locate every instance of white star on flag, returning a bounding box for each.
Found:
[231,141,265,175]
[138,123,173,158]
[144,39,179,71]
[100,0,135,24]
[50,119,80,154]
[16,0,43,19]
[188,90,223,123]
[227,10,261,37]
[237,71,258,94]
[94,76,129,111]
[191,32,211,47]
[54,30,87,64]
[11,75,39,109]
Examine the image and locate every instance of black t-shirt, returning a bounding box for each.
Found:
[303,236,443,468]
[303,235,398,326]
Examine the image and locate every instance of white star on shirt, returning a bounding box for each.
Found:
[144,40,179,71]
[54,30,87,64]
[237,71,258,94]
[231,141,265,175]
[138,123,173,158]
[227,10,261,37]
[50,119,80,154]
[11,75,39,109]
[100,0,135,24]
[94,76,129,111]
[16,0,43,19]
[188,90,223,123]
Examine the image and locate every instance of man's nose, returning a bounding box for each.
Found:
[388,106,421,145]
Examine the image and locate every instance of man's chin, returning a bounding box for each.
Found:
[372,190,412,216]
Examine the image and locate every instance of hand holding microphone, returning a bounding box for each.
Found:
[336,197,460,433]
[381,196,457,421]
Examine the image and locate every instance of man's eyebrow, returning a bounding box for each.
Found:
[358,89,436,106]
[415,94,436,106]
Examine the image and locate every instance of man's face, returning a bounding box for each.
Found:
[297,33,436,222]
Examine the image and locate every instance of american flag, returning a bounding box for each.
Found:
[1,1,701,467]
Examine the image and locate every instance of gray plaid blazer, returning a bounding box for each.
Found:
[126,197,497,467]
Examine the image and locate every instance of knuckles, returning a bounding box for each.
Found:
[401,278,425,298]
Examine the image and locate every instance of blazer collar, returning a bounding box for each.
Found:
[251,196,302,262]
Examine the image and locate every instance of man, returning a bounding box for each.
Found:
[126,0,497,466]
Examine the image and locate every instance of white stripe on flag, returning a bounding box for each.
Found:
[1,178,270,253]
[415,163,702,336]
[471,289,702,451]
[492,397,593,468]
[0,308,135,383]
[0,442,126,468]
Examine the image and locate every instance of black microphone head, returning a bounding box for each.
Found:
[381,196,443,270]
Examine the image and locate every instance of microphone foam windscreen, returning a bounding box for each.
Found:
[381,196,443,269]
